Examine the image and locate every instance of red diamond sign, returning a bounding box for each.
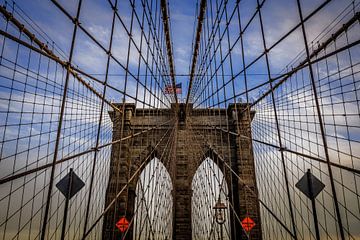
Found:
[116,217,129,233]
[241,217,255,232]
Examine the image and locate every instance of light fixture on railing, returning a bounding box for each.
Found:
[213,197,227,240]
[213,197,227,225]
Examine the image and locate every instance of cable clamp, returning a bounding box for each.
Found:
[91,147,100,152]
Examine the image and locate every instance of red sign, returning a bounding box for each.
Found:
[241,217,255,232]
[116,217,129,233]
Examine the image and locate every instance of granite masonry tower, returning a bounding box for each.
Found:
[102,103,262,240]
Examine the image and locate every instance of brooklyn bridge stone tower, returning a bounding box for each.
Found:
[102,103,262,240]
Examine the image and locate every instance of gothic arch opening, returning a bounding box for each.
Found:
[132,157,173,240]
[191,157,231,240]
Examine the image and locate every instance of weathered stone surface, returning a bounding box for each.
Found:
[102,103,262,240]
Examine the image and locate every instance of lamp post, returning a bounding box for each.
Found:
[213,197,227,240]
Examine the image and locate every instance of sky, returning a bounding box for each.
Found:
[0,0,357,104]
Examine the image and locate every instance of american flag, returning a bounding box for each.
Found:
[165,83,182,94]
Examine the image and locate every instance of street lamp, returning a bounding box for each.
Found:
[213,197,227,239]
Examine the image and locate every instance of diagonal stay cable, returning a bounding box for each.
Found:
[187,121,296,238]
[122,126,176,240]
[185,121,253,238]
[0,118,174,185]
[185,0,207,108]
[82,123,175,239]
[206,124,360,176]
[0,6,124,113]
[160,0,178,105]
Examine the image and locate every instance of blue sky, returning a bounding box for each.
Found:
[1,0,357,105]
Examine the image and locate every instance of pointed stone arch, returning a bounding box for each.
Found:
[133,157,173,240]
[191,157,231,239]
[102,104,176,240]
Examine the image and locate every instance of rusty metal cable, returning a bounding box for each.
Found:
[185,0,207,107]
